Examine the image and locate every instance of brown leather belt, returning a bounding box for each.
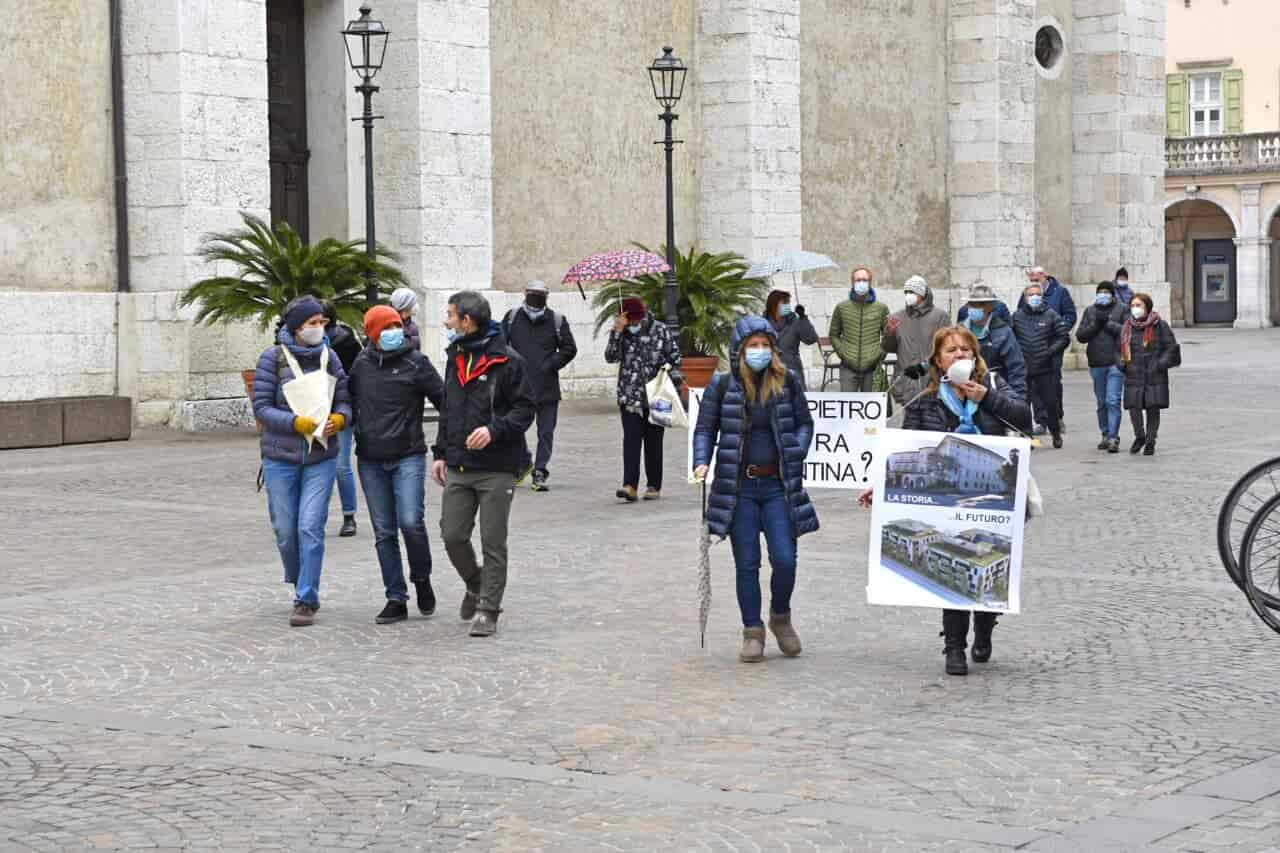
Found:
[745,464,780,479]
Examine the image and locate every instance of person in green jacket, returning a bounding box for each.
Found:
[829,267,890,392]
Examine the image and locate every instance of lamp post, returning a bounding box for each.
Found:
[343,4,390,304]
[648,46,687,336]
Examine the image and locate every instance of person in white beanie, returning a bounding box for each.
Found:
[881,275,949,406]
[390,287,421,350]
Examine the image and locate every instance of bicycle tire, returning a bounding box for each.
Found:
[1238,492,1280,633]
[1216,457,1280,595]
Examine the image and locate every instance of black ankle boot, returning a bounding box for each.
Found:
[945,647,969,676]
[972,629,993,663]
[1143,438,1156,456]
[1130,436,1146,454]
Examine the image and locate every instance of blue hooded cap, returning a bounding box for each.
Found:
[729,315,779,373]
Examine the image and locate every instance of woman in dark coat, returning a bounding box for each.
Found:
[1120,292,1180,456]
[693,316,819,663]
[860,325,1032,676]
[765,289,819,390]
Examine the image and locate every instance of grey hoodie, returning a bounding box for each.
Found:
[881,288,949,405]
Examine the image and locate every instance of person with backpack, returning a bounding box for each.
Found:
[252,296,352,627]
[502,280,578,491]
[693,316,819,663]
[349,305,446,624]
[1075,282,1128,454]
[322,301,363,537]
[1121,292,1181,456]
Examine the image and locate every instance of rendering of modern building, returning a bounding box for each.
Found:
[882,522,1012,603]
[886,437,1009,496]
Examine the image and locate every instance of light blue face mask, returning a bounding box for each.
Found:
[1095,293,1113,307]
[853,281,870,296]
[1027,294,1043,309]
[444,328,459,344]
[744,348,773,371]
[779,304,794,317]
[380,328,405,351]
[627,324,642,334]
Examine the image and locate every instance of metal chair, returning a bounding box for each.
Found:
[818,337,841,390]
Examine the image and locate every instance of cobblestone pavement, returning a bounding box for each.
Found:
[3,329,1280,851]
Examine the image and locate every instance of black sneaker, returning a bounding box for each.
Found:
[1130,436,1146,454]
[531,470,549,492]
[1097,438,1110,451]
[1143,439,1157,456]
[414,580,436,616]
[339,515,357,537]
[1051,432,1063,449]
[1107,438,1121,454]
[376,600,408,624]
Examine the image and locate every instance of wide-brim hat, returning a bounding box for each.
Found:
[526,279,549,293]
[966,284,997,303]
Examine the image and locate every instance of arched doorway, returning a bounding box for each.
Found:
[1165,198,1239,326]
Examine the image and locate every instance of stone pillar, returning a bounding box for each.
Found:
[947,0,1036,297]
[121,0,271,426]
[1071,0,1166,288]
[1165,240,1186,325]
[697,0,802,261]
[1233,184,1271,328]
[376,0,493,295]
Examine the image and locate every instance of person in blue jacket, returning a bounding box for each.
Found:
[957,284,1027,402]
[693,316,819,664]
[252,296,353,627]
[1018,266,1076,428]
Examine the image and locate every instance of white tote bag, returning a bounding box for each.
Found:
[278,344,337,450]
[645,367,689,429]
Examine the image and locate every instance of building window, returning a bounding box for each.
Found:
[1190,73,1223,136]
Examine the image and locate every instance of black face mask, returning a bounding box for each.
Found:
[525,292,547,310]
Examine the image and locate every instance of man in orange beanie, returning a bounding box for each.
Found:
[348,304,446,624]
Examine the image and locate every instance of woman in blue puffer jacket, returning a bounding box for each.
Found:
[693,316,819,663]
[252,296,353,627]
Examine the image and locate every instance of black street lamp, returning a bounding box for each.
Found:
[343,4,390,304]
[648,46,687,336]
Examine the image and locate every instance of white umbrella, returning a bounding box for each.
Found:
[745,250,838,298]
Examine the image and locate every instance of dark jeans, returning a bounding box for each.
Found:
[358,454,431,601]
[729,477,797,628]
[520,401,559,473]
[439,468,516,614]
[620,407,664,490]
[1054,357,1065,419]
[1029,372,1061,434]
[1130,407,1161,440]
[942,609,999,650]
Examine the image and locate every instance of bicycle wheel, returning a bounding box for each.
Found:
[1239,493,1280,633]
[1217,457,1280,594]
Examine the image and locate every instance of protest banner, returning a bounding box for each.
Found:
[866,428,1031,613]
[687,387,886,490]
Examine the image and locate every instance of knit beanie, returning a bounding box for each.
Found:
[622,298,646,321]
[904,275,929,298]
[284,297,325,333]
[364,305,402,345]
[390,287,418,313]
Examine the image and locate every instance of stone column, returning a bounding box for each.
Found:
[120,0,271,426]
[1233,184,1271,328]
[947,0,1037,298]
[1071,0,1166,288]
[1165,240,1186,325]
[697,0,802,261]
[376,0,493,296]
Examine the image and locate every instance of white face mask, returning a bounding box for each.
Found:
[1131,306,1146,320]
[297,326,325,346]
[853,281,870,296]
[946,358,974,386]
[904,292,920,307]
[1116,278,1128,286]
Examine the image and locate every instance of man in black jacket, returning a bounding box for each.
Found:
[349,306,446,624]
[431,291,536,637]
[502,280,578,492]
[1075,281,1127,453]
[1012,282,1070,448]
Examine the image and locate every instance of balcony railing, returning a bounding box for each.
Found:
[1166,132,1280,175]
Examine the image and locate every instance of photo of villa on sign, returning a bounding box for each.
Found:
[881,521,1012,607]
[885,435,1020,512]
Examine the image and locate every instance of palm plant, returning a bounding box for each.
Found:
[590,244,767,359]
[179,212,407,332]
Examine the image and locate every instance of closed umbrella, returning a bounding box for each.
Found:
[697,480,712,648]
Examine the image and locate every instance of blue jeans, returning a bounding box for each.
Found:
[263,456,338,607]
[358,454,432,601]
[336,428,357,515]
[1089,365,1124,440]
[729,476,798,628]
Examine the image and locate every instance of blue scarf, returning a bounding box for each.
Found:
[458,320,503,352]
[938,382,980,434]
[964,315,990,340]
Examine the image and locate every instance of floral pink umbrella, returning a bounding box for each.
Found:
[562,250,671,300]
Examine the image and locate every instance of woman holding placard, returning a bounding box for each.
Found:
[252,296,353,627]
[860,325,1031,675]
[693,316,819,663]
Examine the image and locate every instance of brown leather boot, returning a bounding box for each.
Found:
[768,612,802,657]
[739,626,766,663]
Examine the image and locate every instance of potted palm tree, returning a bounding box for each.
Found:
[179,212,407,399]
[591,244,767,388]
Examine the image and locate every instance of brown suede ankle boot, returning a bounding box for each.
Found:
[739,626,766,663]
[768,612,802,657]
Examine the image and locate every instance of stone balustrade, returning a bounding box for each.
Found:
[1166,132,1280,175]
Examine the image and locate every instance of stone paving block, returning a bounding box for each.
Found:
[1182,755,1280,802]
[1118,792,1241,823]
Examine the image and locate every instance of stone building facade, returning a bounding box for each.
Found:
[2,0,1167,428]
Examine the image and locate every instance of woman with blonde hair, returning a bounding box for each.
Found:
[860,325,1031,674]
[693,317,819,663]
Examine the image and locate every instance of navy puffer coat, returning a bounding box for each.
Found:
[692,316,819,540]
[252,329,353,465]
